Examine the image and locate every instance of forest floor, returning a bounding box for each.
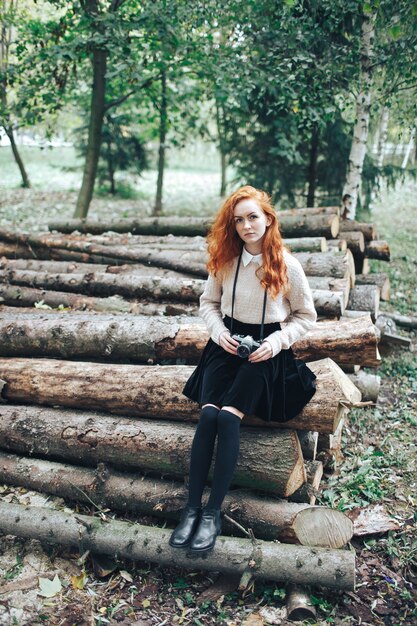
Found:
[0,150,416,626]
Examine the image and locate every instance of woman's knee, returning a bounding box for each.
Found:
[221,406,244,420]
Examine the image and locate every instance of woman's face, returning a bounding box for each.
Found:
[233,198,271,249]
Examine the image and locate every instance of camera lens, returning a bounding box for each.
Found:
[237,344,250,358]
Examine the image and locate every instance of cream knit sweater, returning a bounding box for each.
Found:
[199,248,317,357]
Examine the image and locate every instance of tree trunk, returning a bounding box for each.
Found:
[0,311,381,367]
[401,128,415,169]
[0,502,356,590]
[338,231,365,256]
[306,124,319,207]
[364,240,390,261]
[215,98,227,197]
[346,285,380,320]
[355,272,390,300]
[342,11,376,218]
[0,356,360,434]
[338,220,377,241]
[0,451,353,547]
[46,214,339,238]
[0,257,194,279]
[1,269,205,302]
[4,126,31,188]
[347,371,380,402]
[74,1,107,219]
[376,106,389,170]
[0,404,306,496]
[0,269,345,316]
[306,276,350,307]
[154,69,167,216]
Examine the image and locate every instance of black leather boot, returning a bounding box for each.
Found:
[189,508,222,554]
[169,506,201,548]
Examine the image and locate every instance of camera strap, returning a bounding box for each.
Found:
[230,248,268,341]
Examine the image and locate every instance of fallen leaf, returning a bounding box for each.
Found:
[38,574,62,598]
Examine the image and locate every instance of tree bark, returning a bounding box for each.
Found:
[0,451,353,546]
[0,283,198,316]
[0,269,345,316]
[0,357,361,433]
[0,404,306,496]
[306,124,319,207]
[0,258,194,279]
[0,502,356,590]
[1,269,205,302]
[153,69,167,216]
[46,214,339,238]
[342,11,376,218]
[364,240,390,261]
[338,220,377,241]
[347,371,380,402]
[346,284,379,320]
[306,276,350,307]
[0,312,381,367]
[4,127,31,188]
[338,231,365,256]
[74,0,107,218]
[355,273,390,301]
[401,128,415,169]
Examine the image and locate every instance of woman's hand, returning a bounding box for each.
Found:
[219,331,239,355]
[248,340,273,363]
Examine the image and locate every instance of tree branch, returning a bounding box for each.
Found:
[104,74,160,111]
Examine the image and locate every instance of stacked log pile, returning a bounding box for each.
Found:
[0,207,394,598]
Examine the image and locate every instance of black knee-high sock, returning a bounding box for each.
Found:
[186,405,219,508]
[207,409,241,510]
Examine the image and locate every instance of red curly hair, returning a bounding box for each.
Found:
[207,185,289,299]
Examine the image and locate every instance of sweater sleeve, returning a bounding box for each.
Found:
[199,272,229,345]
[263,258,317,356]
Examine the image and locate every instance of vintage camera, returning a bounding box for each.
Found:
[232,334,261,359]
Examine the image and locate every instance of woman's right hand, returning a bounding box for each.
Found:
[219,331,239,355]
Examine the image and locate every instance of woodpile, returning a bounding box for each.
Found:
[0,205,397,594]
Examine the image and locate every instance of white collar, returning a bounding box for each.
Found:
[242,246,263,267]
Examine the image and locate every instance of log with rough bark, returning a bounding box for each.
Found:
[0,311,381,367]
[346,371,380,402]
[326,239,347,252]
[0,502,356,590]
[338,231,365,256]
[293,251,355,286]
[364,240,390,261]
[0,270,345,317]
[0,257,195,279]
[0,284,197,317]
[306,276,350,307]
[0,357,360,433]
[45,214,340,238]
[288,460,323,505]
[0,451,353,547]
[355,273,390,301]
[0,405,305,496]
[346,285,380,320]
[378,311,417,329]
[0,231,208,277]
[339,220,377,241]
[0,269,205,302]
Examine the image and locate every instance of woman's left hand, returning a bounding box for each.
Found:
[248,340,273,363]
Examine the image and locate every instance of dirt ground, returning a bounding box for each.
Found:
[0,182,416,625]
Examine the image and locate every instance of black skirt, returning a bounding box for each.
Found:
[182,316,317,423]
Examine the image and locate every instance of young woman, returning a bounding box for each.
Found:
[169,185,317,555]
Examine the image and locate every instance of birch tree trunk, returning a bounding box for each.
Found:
[401,128,415,169]
[342,11,376,219]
